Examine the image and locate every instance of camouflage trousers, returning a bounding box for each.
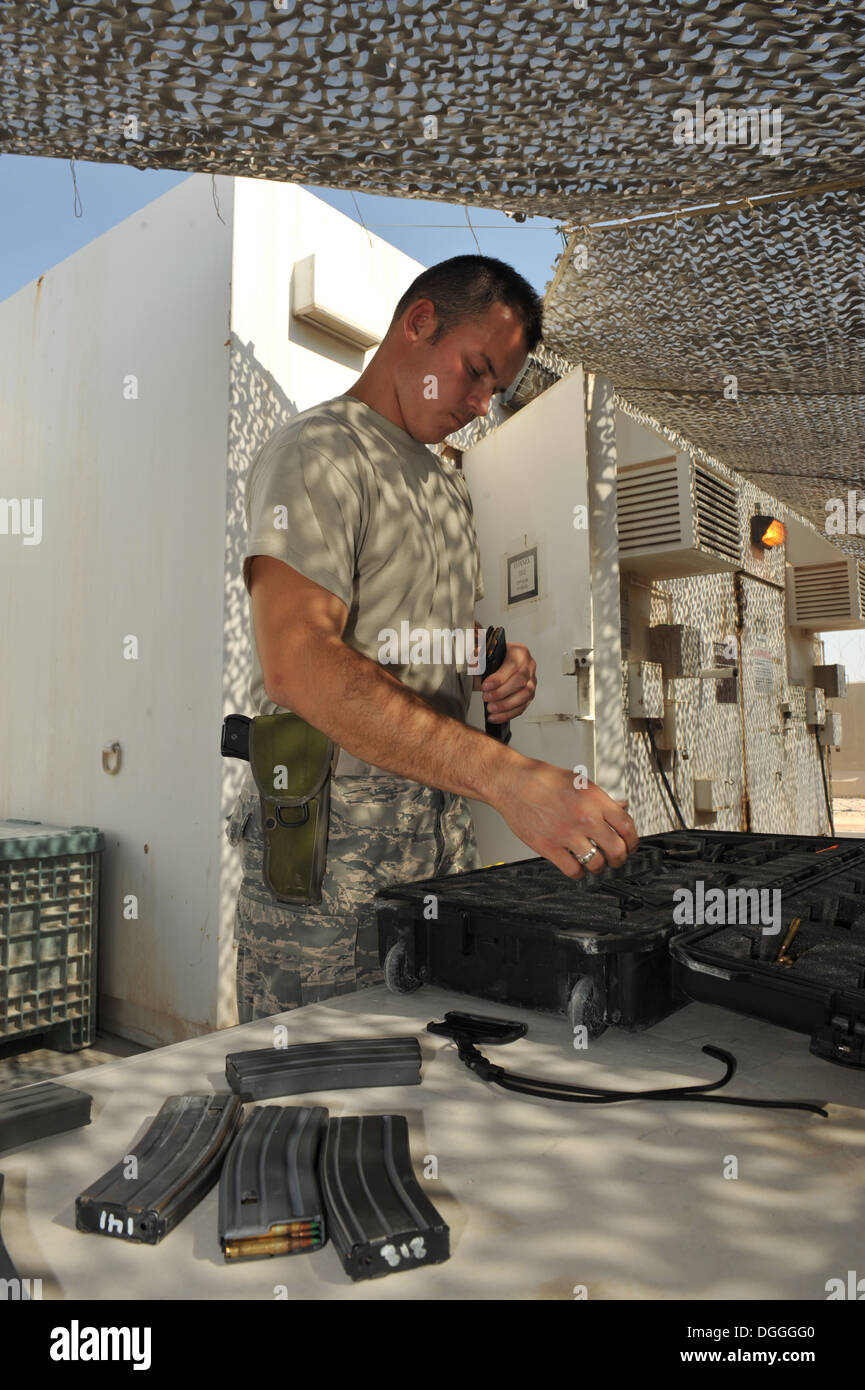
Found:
[226,770,481,1022]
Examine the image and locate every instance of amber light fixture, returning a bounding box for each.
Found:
[751,514,786,548]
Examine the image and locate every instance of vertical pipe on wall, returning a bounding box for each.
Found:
[585,371,627,802]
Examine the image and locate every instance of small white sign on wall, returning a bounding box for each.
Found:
[507,546,539,605]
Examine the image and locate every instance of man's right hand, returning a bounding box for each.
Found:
[491,757,639,880]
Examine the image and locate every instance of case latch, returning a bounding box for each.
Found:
[810,1012,865,1067]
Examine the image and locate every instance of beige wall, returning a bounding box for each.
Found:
[829,683,865,796]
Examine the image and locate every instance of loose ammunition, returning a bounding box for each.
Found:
[776,916,801,967]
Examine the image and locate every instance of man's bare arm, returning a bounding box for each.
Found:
[249,556,638,878]
[252,557,508,797]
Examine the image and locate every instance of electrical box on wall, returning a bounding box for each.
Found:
[653,700,678,751]
[818,712,842,748]
[805,687,827,727]
[693,778,731,814]
[627,661,664,720]
[647,624,702,678]
[812,663,847,699]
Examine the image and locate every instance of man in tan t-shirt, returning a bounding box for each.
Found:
[227,253,638,1022]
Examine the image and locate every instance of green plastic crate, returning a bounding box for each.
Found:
[0,820,103,1051]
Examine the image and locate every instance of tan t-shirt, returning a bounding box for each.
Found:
[242,394,485,772]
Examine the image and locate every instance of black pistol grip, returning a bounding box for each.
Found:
[221,714,251,761]
[484,626,513,745]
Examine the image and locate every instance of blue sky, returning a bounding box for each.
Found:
[0,154,567,304]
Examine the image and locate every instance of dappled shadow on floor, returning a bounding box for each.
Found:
[0,1031,149,1092]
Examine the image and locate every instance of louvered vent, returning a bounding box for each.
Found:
[505,345,573,411]
[693,466,739,561]
[790,562,863,625]
[618,461,683,554]
[615,456,742,578]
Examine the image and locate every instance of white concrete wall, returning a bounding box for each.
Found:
[0,174,235,1046]
[229,177,425,412]
[615,410,689,472]
[462,368,591,864]
[0,173,430,1048]
[828,682,865,796]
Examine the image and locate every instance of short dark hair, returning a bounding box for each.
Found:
[390,254,543,356]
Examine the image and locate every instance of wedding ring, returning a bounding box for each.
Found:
[576,841,599,867]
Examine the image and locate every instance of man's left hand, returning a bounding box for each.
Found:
[479,642,537,722]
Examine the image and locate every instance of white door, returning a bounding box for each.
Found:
[462,367,598,864]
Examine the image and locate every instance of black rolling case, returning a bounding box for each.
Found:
[375,830,865,1066]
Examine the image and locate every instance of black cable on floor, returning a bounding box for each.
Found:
[452,1038,827,1117]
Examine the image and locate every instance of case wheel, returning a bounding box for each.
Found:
[567,975,607,1039]
[383,939,423,994]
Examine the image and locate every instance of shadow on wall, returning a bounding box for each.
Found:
[217,333,298,1031]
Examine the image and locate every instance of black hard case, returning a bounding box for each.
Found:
[375,830,865,1065]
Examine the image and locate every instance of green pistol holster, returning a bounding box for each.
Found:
[248,714,338,905]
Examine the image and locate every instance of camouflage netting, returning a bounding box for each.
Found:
[1,1,864,538]
[1,2,863,217]
[544,185,865,557]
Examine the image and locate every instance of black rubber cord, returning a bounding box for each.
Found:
[455,1039,827,1117]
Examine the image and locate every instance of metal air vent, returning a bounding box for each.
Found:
[503,344,573,411]
[616,456,742,578]
[788,560,865,631]
[693,465,739,562]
